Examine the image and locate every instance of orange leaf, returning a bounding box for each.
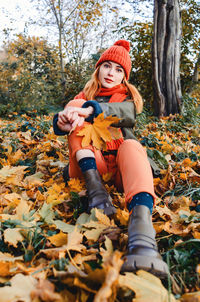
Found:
[180,291,200,301]
[77,113,121,150]
[47,231,68,247]
[67,178,85,192]
[0,262,11,277]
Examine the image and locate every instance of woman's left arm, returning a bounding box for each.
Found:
[99,101,136,128]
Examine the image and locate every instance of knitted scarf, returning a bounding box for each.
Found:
[74,84,128,103]
[97,84,128,103]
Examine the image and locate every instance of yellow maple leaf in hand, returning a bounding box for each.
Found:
[77,113,121,150]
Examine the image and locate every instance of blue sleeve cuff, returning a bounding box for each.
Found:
[82,100,103,123]
[53,113,68,136]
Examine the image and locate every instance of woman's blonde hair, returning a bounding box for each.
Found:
[83,66,143,113]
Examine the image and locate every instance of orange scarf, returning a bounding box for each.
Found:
[97,84,128,103]
[74,84,128,103]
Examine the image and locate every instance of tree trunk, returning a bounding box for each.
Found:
[188,52,200,93]
[152,0,182,117]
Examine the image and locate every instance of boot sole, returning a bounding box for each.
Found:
[121,254,169,279]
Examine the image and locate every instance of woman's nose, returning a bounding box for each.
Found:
[108,68,114,76]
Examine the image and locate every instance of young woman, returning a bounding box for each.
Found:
[53,40,169,277]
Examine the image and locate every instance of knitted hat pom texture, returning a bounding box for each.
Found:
[96,39,131,79]
[114,40,130,52]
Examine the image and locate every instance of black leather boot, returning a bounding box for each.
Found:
[63,164,69,185]
[83,169,116,216]
[121,205,169,278]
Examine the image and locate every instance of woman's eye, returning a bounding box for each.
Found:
[116,68,123,73]
[104,63,110,68]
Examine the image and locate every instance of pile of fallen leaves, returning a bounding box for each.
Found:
[0,110,199,302]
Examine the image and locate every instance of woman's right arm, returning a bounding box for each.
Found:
[53,99,94,135]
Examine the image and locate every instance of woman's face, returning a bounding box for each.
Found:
[98,61,125,88]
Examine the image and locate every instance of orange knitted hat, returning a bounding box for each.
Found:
[95,40,131,79]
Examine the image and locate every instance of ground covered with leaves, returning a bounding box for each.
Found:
[0,100,200,301]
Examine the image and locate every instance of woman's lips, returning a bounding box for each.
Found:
[104,78,113,83]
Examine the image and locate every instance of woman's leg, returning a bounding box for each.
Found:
[116,139,155,203]
[68,125,108,178]
[116,140,169,278]
[67,126,116,215]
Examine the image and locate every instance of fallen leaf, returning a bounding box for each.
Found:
[94,251,123,302]
[67,178,85,192]
[118,270,177,302]
[53,220,75,233]
[47,231,68,247]
[24,172,44,187]
[95,208,113,226]
[0,166,28,185]
[4,228,24,247]
[180,291,200,301]
[38,203,55,224]
[0,252,23,262]
[30,278,61,301]
[74,277,97,293]
[0,273,37,302]
[65,228,85,252]
[0,262,11,277]
[115,208,129,226]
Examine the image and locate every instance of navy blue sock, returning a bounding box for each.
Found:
[127,192,154,214]
[78,157,97,173]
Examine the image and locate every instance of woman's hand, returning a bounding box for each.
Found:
[57,106,94,132]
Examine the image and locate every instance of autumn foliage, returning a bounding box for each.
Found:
[0,104,199,301]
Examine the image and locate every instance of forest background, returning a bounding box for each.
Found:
[0,0,200,301]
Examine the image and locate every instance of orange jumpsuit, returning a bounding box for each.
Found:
[62,96,156,204]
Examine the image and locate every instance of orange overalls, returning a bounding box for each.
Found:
[66,98,156,204]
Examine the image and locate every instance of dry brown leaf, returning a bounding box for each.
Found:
[180,291,200,302]
[99,236,113,263]
[94,251,123,302]
[60,289,76,302]
[193,231,200,239]
[4,228,24,247]
[77,113,121,150]
[46,183,69,205]
[15,198,30,220]
[118,270,177,302]
[74,277,97,293]
[196,264,200,274]
[0,252,23,263]
[0,165,28,185]
[165,196,191,212]
[115,208,129,226]
[84,227,105,241]
[155,205,179,222]
[73,254,97,267]
[67,178,85,192]
[0,273,37,302]
[95,208,112,226]
[2,192,22,208]
[163,221,200,236]
[65,228,86,252]
[47,231,68,247]
[30,278,61,301]
[0,262,12,277]
[24,172,44,187]
[153,221,165,234]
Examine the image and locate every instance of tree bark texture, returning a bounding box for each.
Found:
[152,0,182,116]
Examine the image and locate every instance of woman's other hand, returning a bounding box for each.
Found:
[57,106,94,132]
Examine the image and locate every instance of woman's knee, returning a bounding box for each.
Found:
[118,139,144,155]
